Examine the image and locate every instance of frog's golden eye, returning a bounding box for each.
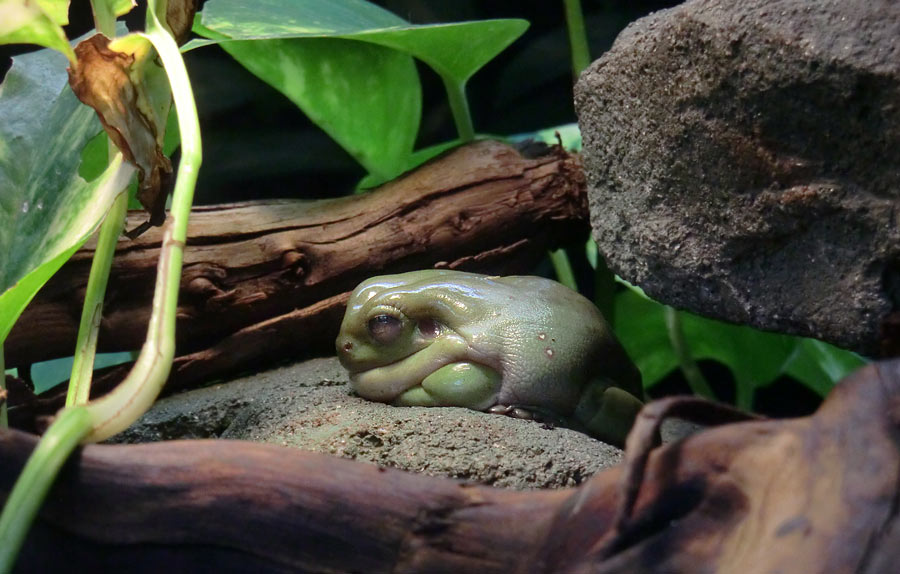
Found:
[367,314,403,344]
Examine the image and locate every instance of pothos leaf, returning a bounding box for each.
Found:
[0,44,135,343]
[614,284,867,409]
[188,0,527,181]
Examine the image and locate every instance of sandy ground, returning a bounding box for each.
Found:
[112,357,626,489]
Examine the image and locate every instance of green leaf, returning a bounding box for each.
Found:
[78,130,110,181]
[210,36,419,179]
[196,0,407,36]
[356,138,464,189]
[677,311,796,409]
[35,0,70,25]
[196,0,528,84]
[615,288,680,387]
[783,339,867,396]
[0,0,76,62]
[30,351,136,394]
[614,285,868,409]
[355,20,529,86]
[190,0,527,179]
[0,45,135,343]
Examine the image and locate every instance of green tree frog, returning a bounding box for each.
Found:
[335,269,645,446]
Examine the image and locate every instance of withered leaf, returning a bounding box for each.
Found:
[166,0,199,46]
[68,34,172,230]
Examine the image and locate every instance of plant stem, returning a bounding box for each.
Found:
[66,191,127,407]
[78,16,201,443]
[0,407,93,573]
[590,242,616,325]
[0,9,200,571]
[664,306,716,400]
[549,248,578,292]
[442,76,475,142]
[1,347,6,429]
[68,4,123,406]
[90,0,117,38]
[736,382,754,411]
[563,0,591,77]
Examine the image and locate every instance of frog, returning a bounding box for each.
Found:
[335,269,645,447]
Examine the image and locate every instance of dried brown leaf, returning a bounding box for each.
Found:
[166,0,199,45]
[68,34,172,227]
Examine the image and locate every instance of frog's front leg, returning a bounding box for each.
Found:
[393,362,501,411]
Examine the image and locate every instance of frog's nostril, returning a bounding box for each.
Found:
[342,341,353,353]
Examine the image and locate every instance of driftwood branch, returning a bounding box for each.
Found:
[2,361,898,572]
[7,141,587,377]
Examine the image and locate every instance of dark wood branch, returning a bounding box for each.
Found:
[6,141,587,371]
[2,361,899,572]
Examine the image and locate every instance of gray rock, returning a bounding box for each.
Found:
[112,357,624,490]
[575,0,900,356]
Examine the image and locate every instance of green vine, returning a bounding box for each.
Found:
[0,0,203,568]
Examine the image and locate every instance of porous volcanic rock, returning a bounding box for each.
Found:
[575,0,900,356]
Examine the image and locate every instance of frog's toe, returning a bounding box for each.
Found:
[487,404,535,419]
[487,404,570,430]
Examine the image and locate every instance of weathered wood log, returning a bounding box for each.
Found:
[9,294,353,430]
[6,141,588,370]
[2,361,898,572]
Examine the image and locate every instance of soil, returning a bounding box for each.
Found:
[111,357,632,489]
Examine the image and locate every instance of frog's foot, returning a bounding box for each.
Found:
[487,404,535,420]
[486,404,567,429]
[392,361,501,411]
[574,380,645,447]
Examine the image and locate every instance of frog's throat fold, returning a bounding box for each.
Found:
[350,335,470,402]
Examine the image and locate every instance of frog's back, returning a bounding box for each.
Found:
[469,275,642,415]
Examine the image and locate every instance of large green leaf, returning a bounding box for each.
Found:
[196,0,528,83]
[0,45,135,343]
[208,35,419,180]
[354,21,529,85]
[614,285,867,409]
[189,0,527,180]
[196,0,406,35]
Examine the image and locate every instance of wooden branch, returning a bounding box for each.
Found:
[6,141,587,370]
[2,361,898,572]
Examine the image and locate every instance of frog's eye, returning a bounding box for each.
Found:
[367,314,403,344]
[417,318,441,339]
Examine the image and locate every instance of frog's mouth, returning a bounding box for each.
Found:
[349,336,470,402]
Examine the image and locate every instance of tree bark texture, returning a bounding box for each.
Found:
[5,140,587,381]
[1,360,898,573]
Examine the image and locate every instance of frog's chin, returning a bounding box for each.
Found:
[349,369,424,403]
[348,351,442,403]
[349,334,472,402]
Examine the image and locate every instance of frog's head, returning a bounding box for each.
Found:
[335,270,488,401]
[337,277,435,371]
